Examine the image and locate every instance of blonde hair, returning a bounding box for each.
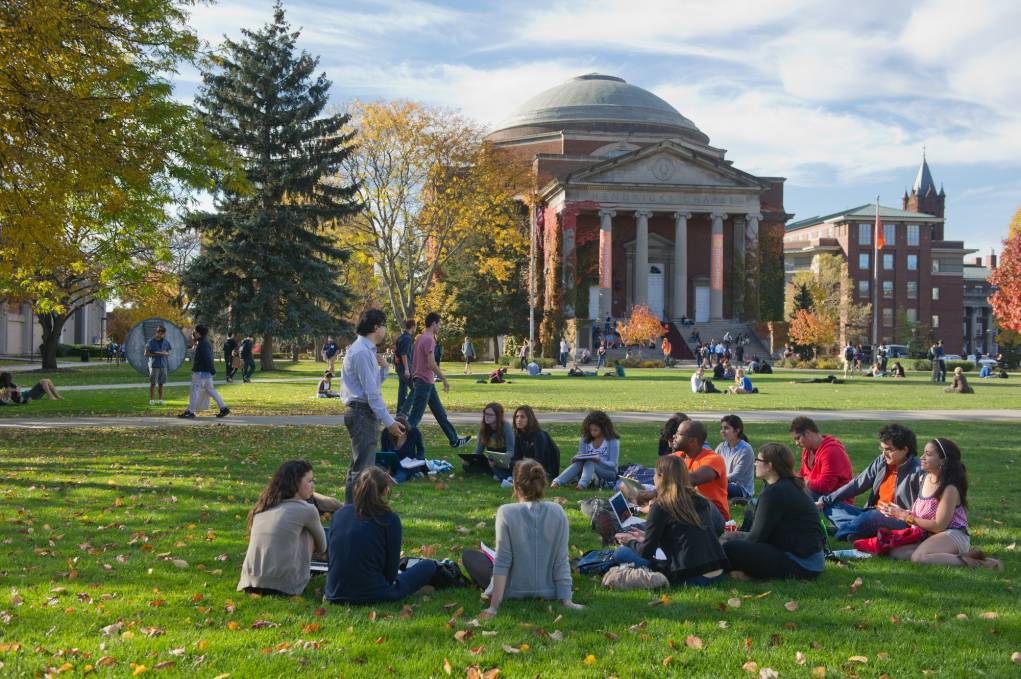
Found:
[653,456,703,528]
[513,459,546,502]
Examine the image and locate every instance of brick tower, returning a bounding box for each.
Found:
[902,151,945,218]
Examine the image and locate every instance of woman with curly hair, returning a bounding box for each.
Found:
[551,410,620,489]
[237,460,328,596]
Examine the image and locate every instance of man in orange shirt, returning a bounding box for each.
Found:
[670,420,730,520]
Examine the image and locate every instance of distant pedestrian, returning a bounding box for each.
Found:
[323,336,340,373]
[559,336,570,368]
[145,325,172,406]
[394,319,416,415]
[178,324,229,419]
[596,341,607,370]
[406,312,472,449]
[518,339,529,372]
[223,332,239,383]
[462,336,476,375]
[240,333,255,382]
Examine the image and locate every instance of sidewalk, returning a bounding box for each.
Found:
[2,409,1018,429]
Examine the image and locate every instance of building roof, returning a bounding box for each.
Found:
[492,74,708,142]
[913,153,936,194]
[786,203,944,231]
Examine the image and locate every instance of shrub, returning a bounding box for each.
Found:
[616,358,663,368]
[914,359,973,372]
[913,359,932,371]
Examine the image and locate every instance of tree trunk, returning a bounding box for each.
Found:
[291,339,300,362]
[38,311,69,370]
[260,333,276,371]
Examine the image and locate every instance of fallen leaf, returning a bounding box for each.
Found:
[811,668,826,678]
[604,631,620,641]
[956,613,968,620]
[368,610,377,623]
[140,626,163,637]
[784,600,799,612]
[849,577,863,593]
[480,631,497,637]
[662,656,672,666]
[549,630,563,642]
[727,597,742,608]
[100,622,124,637]
[742,661,758,673]
[760,669,779,679]
[1011,651,1021,664]
[194,640,208,651]
[470,645,485,656]
[400,605,413,620]
[979,611,998,620]
[454,630,472,643]
[96,657,116,667]
[849,655,868,663]
[171,559,188,569]
[685,635,704,650]
[148,600,166,608]
[718,620,729,629]
[1006,542,1016,550]
[153,661,176,670]
[443,657,452,675]
[501,644,519,654]
[226,621,238,631]
[301,623,320,634]
[250,620,279,629]
[628,620,647,632]
[755,591,772,599]
[168,648,185,657]
[796,651,807,665]
[132,665,148,676]
[313,607,326,617]
[583,654,596,665]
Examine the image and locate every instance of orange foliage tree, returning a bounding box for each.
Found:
[788,309,836,359]
[989,207,1021,334]
[616,305,664,359]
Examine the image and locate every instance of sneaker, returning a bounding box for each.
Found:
[452,435,473,448]
[177,411,195,419]
[149,399,155,406]
[216,407,230,418]
[158,400,164,406]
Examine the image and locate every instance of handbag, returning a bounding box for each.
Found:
[574,549,617,575]
[853,525,926,555]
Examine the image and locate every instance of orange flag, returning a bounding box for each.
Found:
[875,209,884,250]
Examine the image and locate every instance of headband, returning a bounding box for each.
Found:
[934,438,947,458]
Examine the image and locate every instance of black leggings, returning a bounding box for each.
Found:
[723,540,820,580]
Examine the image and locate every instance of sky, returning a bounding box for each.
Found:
[175,0,1021,259]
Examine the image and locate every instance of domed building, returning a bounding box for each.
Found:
[488,74,789,350]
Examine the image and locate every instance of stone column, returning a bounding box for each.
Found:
[732,216,746,320]
[672,212,691,319]
[744,213,762,321]
[710,211,726,320]
[634,210,652,307]
[598,209,616,319]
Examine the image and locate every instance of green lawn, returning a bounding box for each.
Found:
[4,363,1021,417]
[1,359,327,387]
[1,422,1018,677]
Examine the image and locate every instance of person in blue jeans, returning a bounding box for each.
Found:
[325,467,437,604]
[815,423,923,541]
[405,312,471,448]
[380,415,426,483]
[611,456,728,586]
[551,410,620,489]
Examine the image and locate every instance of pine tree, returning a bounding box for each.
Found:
[792,282,813,316]
[183,3,358,370]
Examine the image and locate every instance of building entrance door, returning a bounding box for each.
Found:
[647,265,664,319]
[694,285,710,323]
[588,285,600,321]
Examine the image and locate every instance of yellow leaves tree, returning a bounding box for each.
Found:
[336,100,529,323]
[616,305,664,359]
[789,309,837,358]
[785,254,871,347]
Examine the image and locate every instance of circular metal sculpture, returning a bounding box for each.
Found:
[124,318,189,376]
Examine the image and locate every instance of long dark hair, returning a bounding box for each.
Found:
[479,402,507,448]
[928,438,968,508]
[758,443,804,489]
[0,372,13,389]
[353,466,392,520]
[513,405,540,435]
[659,413,688,448]
[582,410,619,442]
[720,414,750,443]
[248,460,313,530]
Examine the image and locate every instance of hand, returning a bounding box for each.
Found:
[815,501,825,510]
[614,532,633,545]
[376,353,387,368]
[562,600,585,610]
[442,378,450,393]
[479,607,498,620]
[387,421,407,438]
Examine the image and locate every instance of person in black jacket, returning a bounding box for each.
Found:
[178,325,229,419]
[723,443,825,580]
[610,456,728,586]
[223,332,239,383]
[509,405,560,479]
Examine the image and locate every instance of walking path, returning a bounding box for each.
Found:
[56,377,314,391]
[1,409,1017,429]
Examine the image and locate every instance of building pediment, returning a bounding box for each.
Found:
[568,142,764,190]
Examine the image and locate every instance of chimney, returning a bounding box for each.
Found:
[990,254,998,269]
[973,256,983,266]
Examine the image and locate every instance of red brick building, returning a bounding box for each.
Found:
[783,156,971,353]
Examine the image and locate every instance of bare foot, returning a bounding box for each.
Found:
[729,570,752,581]
[550,481,560,489]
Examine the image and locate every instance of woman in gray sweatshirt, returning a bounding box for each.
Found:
[479,460,584,619]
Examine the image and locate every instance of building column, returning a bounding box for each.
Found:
[744,213,762,321]
[710,211,726,320]
[634,210,652,307]
[598,209,616,319]
[732,216,746,320]
[672,212,691,319]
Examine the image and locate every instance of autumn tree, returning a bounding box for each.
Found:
[616,305,665,359]
[336,101,530,324]
[784,253,871,349]
[183,5,358,370]
[788,309,836,358]
[989,207,1021,334]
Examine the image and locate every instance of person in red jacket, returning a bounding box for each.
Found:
[789,416,852,501]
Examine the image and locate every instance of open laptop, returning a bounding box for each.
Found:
[458,452,492,473]
[485,451,512,470]
[609,491,644,528]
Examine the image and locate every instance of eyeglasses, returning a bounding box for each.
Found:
[754,458,767,463]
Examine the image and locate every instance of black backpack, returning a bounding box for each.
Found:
[580,498,621,546]
[399,558,468,590]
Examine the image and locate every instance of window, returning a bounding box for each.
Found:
[858,280,869,297]
[883,308,894,326]
[883,280,894,298]
[906,308,918,323]
[907,254,918,271]
[884,253,894,270]
[932,259,940,273]
[907,281,917,299]
[931,314,940,328]
[784,259,795,272]
[907,224,919,246]
[859,223,871,245]
[884,223,896,245]
[932,287,940,300]
[859,253,870,270]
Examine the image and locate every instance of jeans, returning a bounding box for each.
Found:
[242,356,255,381]
[612,547,724,586]
[559,351,568,367]
[336,560,438,604]
[554,460,616,488]
[406,379,459,445]
[395,373,413,415]
[824,504,907,541]
[343,403,379,502]
[224,352,237,381]
[727,482,752,499]
[393,467,423,484]
[723,540,821,580]
[597,355,606,370]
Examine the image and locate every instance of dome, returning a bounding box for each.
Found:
[491,73,707,142]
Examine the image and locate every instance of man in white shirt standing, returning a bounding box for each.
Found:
[340,308,405,502]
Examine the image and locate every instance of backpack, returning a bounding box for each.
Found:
[400,557,468,589]
[580,499,621,546]
[844,346,854,361]
[574,549,617,575]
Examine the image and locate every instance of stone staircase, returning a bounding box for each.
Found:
[675,320,774,363]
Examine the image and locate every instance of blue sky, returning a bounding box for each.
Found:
[177,0,1021,259]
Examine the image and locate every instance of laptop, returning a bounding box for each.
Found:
[609,491,644,528]
[310,560,328,574]
[458,452,492,473]
[485,451,512,470]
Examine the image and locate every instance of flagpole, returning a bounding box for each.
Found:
[528,200,536,362]
[871,195,880,347]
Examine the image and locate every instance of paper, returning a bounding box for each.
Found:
[480,542,496,562]
[654,548,666,560]
[399,457,428,469]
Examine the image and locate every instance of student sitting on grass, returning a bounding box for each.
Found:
[722,444,826,581]
[0,372,62,404]
[944,366,974,393]
[815,423,923,541]
[727,367,755,394]
[717,414,755,500]
[879,438,1001,570]
[658,413,689,456]
[317,371,340,398]
[893,361,906,378]
[551,410,620,490]
[380,414,426,483]
[610,456,728,587]
[238,460,328,596]
[474,402,515,477]
[510,405,560,479]
[467,460,583,619]
[325,467,438,604]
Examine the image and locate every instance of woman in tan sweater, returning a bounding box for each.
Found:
[238,460,328,596]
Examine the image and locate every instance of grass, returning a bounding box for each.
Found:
[3,362,1021,417]
[0,421,1018,677]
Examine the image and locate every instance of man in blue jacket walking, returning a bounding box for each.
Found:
[178,325,230,419]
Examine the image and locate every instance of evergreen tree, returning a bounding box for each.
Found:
[792,282,813,316]
[183,3,357,369]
